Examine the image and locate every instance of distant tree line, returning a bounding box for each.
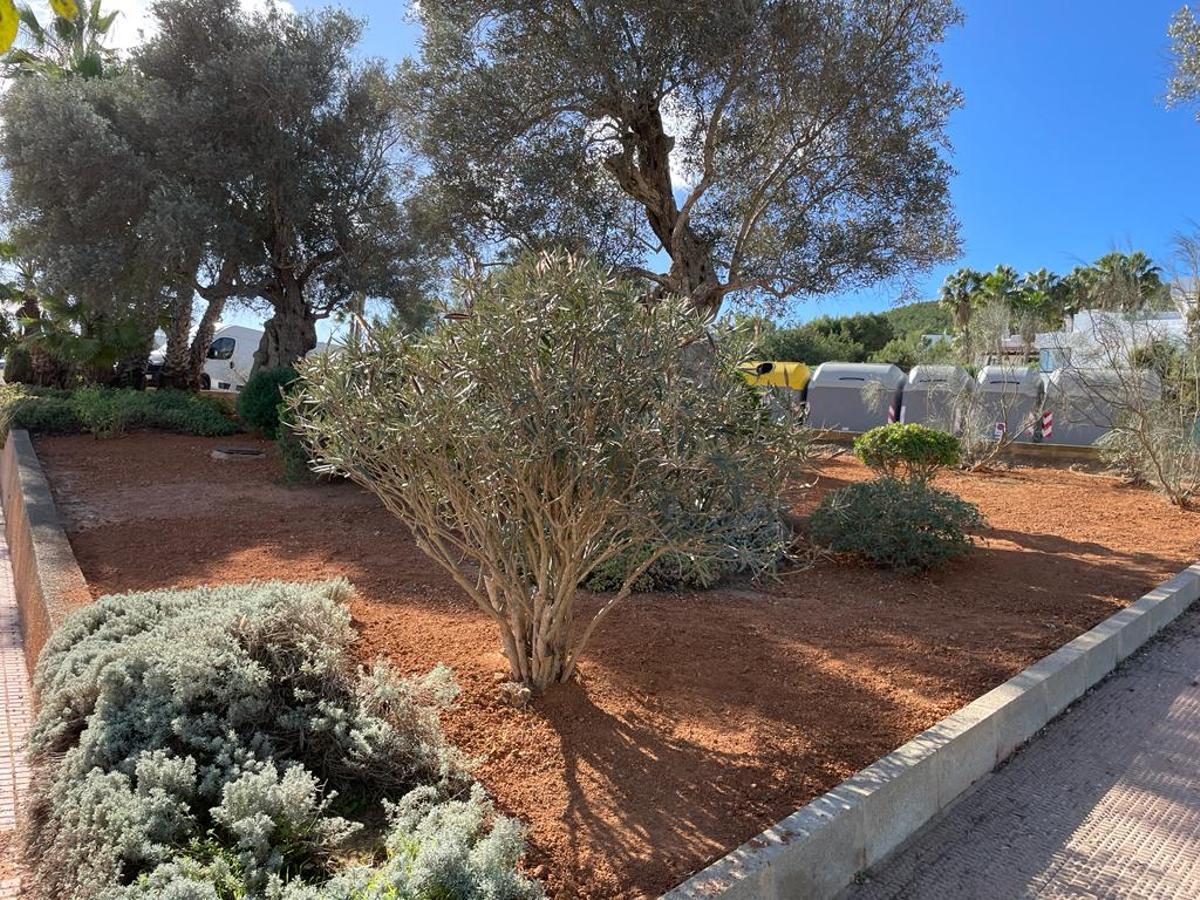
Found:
[746,251,1173,371]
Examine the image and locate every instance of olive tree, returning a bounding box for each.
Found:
[410,0,963,318]
[135,0,439,371]
[291,253,801,694]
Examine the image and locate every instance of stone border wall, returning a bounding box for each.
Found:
[663,562,1200,899]
[0,430,90,676]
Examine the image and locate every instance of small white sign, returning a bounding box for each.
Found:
[994,421,1007,439]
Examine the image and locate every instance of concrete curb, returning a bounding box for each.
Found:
[662,562,1200,900]
[0,430,90,676]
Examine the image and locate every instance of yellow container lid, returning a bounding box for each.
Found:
[739,361,811,390]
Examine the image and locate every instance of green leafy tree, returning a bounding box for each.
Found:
[409,0,962,318]
[1067,252,1169,313]
[4,0,440,383]
[134,0,440,371]
[2,72,171,387]
[1169,5,1200,115]
[757,322,866,365]
[938,267,985,340]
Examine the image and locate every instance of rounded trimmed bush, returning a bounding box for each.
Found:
[237,366,298,438]
[810,478,984,572]
[852,423,961,483]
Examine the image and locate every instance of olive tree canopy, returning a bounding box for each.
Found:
[136,0,439,370]
[410,0,963,318]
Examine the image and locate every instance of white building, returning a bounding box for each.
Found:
[1033,308,1187,372]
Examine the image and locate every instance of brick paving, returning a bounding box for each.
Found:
[0,513,29,900]
[850,605,1200,900]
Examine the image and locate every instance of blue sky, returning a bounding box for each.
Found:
[271,0,1200,333]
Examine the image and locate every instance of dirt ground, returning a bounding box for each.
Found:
[33,433,1200,899]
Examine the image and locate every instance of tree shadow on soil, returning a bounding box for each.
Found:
[530,680,817,898]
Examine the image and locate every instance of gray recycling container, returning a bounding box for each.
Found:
[899,365,974,432]
[1042,368,1163,447]
[972,365,1045,443]
[806,362,907,433]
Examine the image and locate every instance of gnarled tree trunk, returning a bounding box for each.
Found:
[186,296,225,389]
[253,277,317,372]
[604,106,724,319]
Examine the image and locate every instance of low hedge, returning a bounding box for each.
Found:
[26,580,542,900]
[0,385,239,438]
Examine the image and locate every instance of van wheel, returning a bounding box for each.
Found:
[200,374,211,391]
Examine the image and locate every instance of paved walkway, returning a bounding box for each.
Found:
[0,515,30,900]
[850,605,1200,900]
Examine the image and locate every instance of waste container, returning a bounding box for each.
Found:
[806,362,907,433]
[738,361,811,422]
[973,365,1045,443]
[1041,368,1162,446]
[738,361,811,391]
[899,364,974,432]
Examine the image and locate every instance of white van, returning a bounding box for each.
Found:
[198,324,261,392]
[148,324,261,393]
[149,324,329,392]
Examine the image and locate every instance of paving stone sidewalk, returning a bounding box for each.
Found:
[0,514,30,900]
[849,604,1200,900]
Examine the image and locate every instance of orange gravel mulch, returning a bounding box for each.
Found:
[33,434,1200,899]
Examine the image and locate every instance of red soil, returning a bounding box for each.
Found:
[34,434,1200,899]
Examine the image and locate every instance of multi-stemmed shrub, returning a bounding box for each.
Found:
[24,580,541,900]
[810,478,984,572]
[852,423,962,483]
[291,252,803,693]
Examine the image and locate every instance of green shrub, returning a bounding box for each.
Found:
[293,252,804,693]
[238,367,299,438]
[853,423,962,483]
[4,344,34,383]
[584,505,789,592]
[0,386,238,439]
[278,406,318,485]
[70,385,133,437]
[810,478,984,572]
[8,393,84,435]
[127,388,240,437]
[24,580,544,900]
[112,784,542,900]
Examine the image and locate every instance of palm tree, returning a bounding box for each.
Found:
[1076,252,1169,313]
[2,0,115,78]
[939,267,985,335]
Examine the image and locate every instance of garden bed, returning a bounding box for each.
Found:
[34,433,1200,900]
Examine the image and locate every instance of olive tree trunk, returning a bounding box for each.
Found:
[603,108,724,319]
[253,279,317,373]
[185,297,225,390]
